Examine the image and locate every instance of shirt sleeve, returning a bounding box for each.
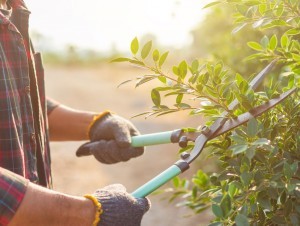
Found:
[0,168,29,226]
[47,98,60,115]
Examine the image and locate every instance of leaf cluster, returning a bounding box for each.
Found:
[113,0,300,225]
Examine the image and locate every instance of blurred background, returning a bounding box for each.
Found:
[26,0,266,225]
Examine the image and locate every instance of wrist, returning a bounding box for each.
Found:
[88,111,111,139]
[9,182,96,226]
[82,196,98,226]
[84,195,103,226]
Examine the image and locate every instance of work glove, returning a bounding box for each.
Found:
[95,184,150,226]
[76,112,144,164]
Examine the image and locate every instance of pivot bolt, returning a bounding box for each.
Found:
[201,126,210,136]
[179,136,188,148]
[181,152,190,159]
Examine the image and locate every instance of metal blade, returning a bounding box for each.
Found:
[211,87,296,138]
[184,88,296,163]
[182,87,296,142]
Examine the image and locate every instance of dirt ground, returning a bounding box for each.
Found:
[45,63,213,225]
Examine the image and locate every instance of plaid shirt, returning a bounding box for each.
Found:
[0,0,56,224]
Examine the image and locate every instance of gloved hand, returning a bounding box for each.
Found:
[95,184,150,226]
[76,112,144,164]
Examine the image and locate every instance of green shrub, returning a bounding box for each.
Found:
[115,0,299,225]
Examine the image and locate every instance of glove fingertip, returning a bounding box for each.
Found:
[133,147,145,157]
[137,198,151,213]
[76,142,93,157]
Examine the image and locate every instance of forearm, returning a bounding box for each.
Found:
[9,182,95,226]
[48,105,97,141]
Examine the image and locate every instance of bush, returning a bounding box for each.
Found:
[115,0,299,225]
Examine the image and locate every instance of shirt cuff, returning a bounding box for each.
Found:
[0,168,29,226]
[47,98,60,115]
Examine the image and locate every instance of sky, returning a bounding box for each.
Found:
[26,0,208,52]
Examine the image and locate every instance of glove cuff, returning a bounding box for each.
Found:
[88,111,111,139]
[84,194,103,226]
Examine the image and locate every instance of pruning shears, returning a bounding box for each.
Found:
[129,60,297,198]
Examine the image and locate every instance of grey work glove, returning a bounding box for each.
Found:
[76,112,144,164]
[95,184,150,226]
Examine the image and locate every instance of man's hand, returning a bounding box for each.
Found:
[94,184,150,226]
[76,113,144,164]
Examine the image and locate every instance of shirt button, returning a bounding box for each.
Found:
[30,133,36,143]
[25,86,30,94]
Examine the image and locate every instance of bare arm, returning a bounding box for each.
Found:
[9,182,95,226]
[48,105,97,141]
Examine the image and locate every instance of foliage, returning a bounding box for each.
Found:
[190,5,264,75]
[114,0,300,225]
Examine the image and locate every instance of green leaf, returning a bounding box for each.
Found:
[231,135,247,144]
[269,34,277,51]
[129,59,145,66]
[236,4,248,16]
[236,73,247,86]
[173,66,179,76]
[141,41,152,59]
[110,57,132,63]
[231,144,248,155]
[212,204,223,218]
[192,186,198,199]
[151,89,161,106]
[280,191,287,204]
[220,194,232,217]
[245,146,256,160]
[271,216,287,225]
[178,60,188,79]
[247,42,263,51]
[173,176,180,188]
[152,49,160,62]
[158,76,167,84]
[257,191,272,210]
[176,94,183,104]
[284,199,293,216]
[252,138,269,145]
[155,87,173,91]
[228,182,238,197]
[135,76,156,88]
[241,172,252,186]
[159,51,169,68]
[232,23,247,34]
[284,162,298,180]
[274,4,284,17]
[292,53,300,62]
[260,35,269,49]
[280,35,289,48]
[247,118,258,138]
[244,53,264,61]
[117,79,132,88]
[131,37,139,55]
[252,18,265,28]
[235,214,249,226]
[191,60,199,73]
[203,1,222,9]
[285,28,300,36]
[176,103,191,109]
[258,4,267,15]
[214,63,222,76]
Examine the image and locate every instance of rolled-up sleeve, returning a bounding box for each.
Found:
[0,168,29,226]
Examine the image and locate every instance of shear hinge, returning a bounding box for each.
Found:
[174,160,190,172]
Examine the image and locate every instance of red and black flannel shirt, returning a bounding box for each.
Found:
[0,0,57,224]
